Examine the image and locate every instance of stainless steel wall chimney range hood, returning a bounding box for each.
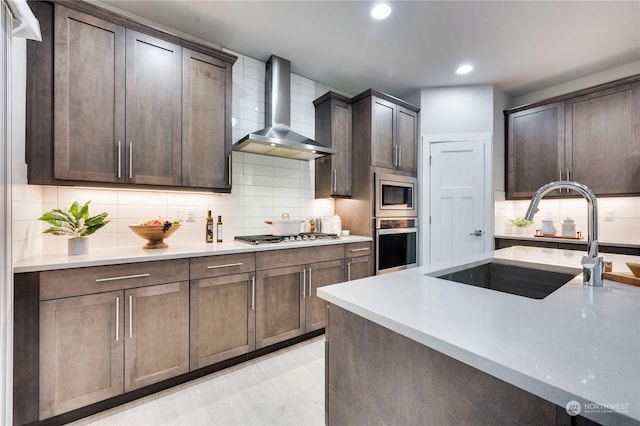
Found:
[232,55,334,160]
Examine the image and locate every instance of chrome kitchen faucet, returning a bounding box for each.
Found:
[524,181,604,287]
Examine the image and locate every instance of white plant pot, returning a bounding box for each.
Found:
[515,226,527,236]
[68,237,89,256]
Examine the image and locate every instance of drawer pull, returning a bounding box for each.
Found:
[206,262,244,270]
[302,268,306,298]
[347,262,351,281]
[129,295,133,339]
[96,273,150,283]
[349,248,370,252]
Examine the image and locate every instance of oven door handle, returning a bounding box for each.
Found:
[377,227,418,235]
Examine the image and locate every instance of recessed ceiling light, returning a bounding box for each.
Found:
[455,64,474,75]
[371,2,391,20]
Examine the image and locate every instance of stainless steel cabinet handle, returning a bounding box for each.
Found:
[129,142,133,179]
[349,248,370,252]
[558,170,564,194]
[302,268,306,298]
[566,169,571,193]
[394,145,398,167]
[332,170,337,192]
[207,262,243,270]
[129,294,133,339]
[228,155,232,186]
[96,273,150,283]
[115,296,120,341]
[117,140,122,179]
[251,276,255,310]
[469,230,483,236]
[398,145,402,167]
[308,268,312,297]
[347,262,351,281]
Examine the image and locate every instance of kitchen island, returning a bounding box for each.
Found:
[318,246,640,426]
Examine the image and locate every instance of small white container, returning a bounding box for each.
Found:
[562,217,576,238]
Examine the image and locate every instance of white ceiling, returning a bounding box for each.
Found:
[100,0,640,100]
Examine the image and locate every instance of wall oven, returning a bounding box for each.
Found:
[375,173,417,217]
[376,218,418,274]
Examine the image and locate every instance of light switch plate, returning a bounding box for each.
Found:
[604,209,614,221]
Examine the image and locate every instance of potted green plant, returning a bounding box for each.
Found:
[508,217,534,236]
[38,201,110,255]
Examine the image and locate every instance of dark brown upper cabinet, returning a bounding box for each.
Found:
[352,89,420,175]
[507,102,565,198]
[314,92,352,198]
[182,49,233,190]
[26,1,236,192]
[505,76,640,198]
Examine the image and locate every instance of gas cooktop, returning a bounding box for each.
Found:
[235,233,339,245]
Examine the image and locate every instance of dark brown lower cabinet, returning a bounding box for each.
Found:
[190,272,256,369]
[124,282,190,391]
[39,281,189,419]
[39,291,124,419]
[255,265,306,349]
[305,259,344,332]
[255,258,345,348]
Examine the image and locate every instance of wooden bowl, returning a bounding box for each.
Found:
[626,262,640,277]
[129,224,180,249]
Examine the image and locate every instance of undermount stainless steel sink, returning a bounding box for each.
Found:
[429,261,580,299]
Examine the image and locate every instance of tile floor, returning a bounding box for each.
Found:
[69,336,325,425]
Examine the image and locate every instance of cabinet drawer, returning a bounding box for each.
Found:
[189,253,256,279]
[40,259,189,300]
[344,242,372,259]
[256,245,344,270]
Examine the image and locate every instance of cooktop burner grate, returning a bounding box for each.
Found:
[235,233,339,245]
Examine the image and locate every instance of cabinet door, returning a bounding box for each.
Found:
[306,259,344,332]
[396,105,418,173]
[182,48,232,190]
[124,281,189,392]
[53,6,125,183]
[255,265,305,349]
[125,30,182,186]
[371,96,396,169]
[190,273,256,370]
[507,102,565,198]
[346,255,374,281]
[40,291,124,419]
[566,82,640,195]
[332,99,353,196]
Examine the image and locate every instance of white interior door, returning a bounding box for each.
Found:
[429,139,487,263]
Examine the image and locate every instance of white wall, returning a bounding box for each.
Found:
[510,60,640,107]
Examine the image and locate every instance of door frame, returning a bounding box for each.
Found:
[420,133,493,266]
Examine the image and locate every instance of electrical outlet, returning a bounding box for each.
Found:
[186,208,196,222]
[604,209,614,221]
[174,207,184,222]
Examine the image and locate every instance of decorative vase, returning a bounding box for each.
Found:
[68,237,89,256]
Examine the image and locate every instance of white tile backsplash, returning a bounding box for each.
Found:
[495,197,640,244]
[11,50,335,261]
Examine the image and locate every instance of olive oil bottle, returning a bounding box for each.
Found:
[206,210,214,243]
[216,216,223,242]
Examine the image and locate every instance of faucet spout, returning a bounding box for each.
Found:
[524,180,603,287]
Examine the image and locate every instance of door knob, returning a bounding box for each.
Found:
[469,230,483,236]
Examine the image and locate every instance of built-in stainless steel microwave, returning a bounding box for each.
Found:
[375,173,418,217]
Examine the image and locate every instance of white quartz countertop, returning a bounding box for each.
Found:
[318,246,640,425]
[13,235,372,273]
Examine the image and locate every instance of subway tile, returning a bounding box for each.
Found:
[118,190,167,205]
[274,157,302,170]
[244,196,274,208]
[167,192,208,206]
[41,187,58,204]
[243,185,274,197]
[118,204,168,220]
[274,187,300,198]
[243,56,266,73]
[244,163,274,177]
[243,64,264,82]
[274,177,301,189]
[243,175,274,187]
[273,167,300,179]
